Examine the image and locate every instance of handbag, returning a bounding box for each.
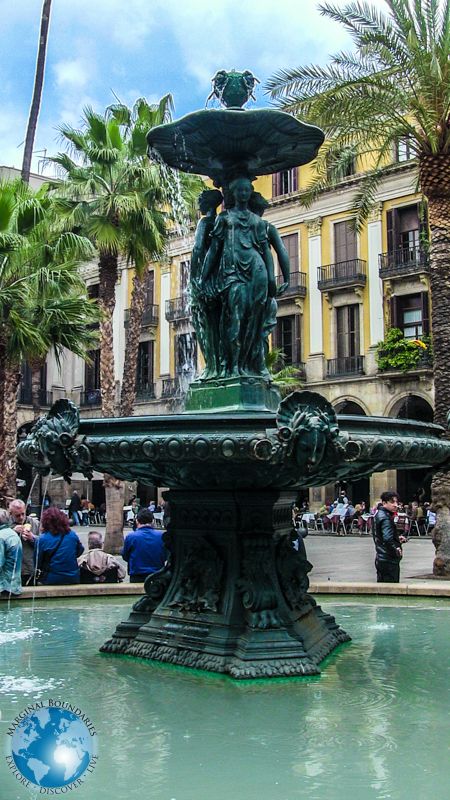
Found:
[35,535,64,584]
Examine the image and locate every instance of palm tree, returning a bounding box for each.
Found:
[47,97,204,551]
[0,179,99,503]
[267,0,450,576]
[22,0,53,183]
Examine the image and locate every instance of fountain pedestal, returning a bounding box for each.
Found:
[101,489,350,678]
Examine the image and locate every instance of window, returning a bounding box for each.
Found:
[175,332,197,375]
[280,234,299,275]
[136,340,154,390]
[386,204,424,254]
[395,138,415,162]
[85,349,100,391]
[275,315,301,364]
[337,305,360,360]
[180,260,190,298]
[144,270,154,307]
[272,168,298,198]
[334,221,357,264]
[391,293,430,339]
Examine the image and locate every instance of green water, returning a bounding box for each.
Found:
[1,596,449,800]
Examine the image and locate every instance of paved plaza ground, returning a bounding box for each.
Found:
[72,525,436,584]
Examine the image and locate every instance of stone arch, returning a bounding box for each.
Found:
[384,392,434,422]
[333,396,369,416]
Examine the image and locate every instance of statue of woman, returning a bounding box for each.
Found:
[201,176,276,378]
[190,189,223,378]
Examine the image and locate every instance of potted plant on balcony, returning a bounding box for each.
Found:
[377,328,433,373]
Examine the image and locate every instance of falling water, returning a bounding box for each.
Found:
[29,473,51,628]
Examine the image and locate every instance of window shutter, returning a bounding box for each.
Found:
[272,173,279,198]
[292,168,298,192]
[421,292,430,335]
[419,202,429,251]
[294,315,301,363]
[386,210,394,254]
[390,296,398,330]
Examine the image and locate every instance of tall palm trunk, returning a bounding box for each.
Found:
[420,156,450,575]
[4,365,22,502]
[21,0,52,183]
[99,249,124,553]
[120,269,147,417]
[0,337,7,504]
[28,356,45,422]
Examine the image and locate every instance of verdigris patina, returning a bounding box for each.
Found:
[16,70,450,679]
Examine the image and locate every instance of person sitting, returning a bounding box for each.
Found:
[35,508,84,585]
[0,508,22,597]
[77,532,126,583]
[122,508,168,583]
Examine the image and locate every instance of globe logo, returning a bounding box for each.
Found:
[11,706,92,788]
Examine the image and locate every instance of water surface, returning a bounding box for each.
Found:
[1,596,448,800]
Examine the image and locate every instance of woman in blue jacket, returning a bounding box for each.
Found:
[35,508,84,585]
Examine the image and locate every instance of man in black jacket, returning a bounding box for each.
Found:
[373,491,407,583]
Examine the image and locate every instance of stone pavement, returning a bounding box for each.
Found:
[71,524,437,584]
[4,526,448,601]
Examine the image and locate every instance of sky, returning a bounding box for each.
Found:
[0,0,388,176]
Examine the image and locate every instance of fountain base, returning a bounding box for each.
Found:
[184,375,281,413]
[101,490,350,678]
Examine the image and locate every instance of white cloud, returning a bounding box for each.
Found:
[54,59,90,91]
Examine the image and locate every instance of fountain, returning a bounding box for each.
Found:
[17,70,450,680]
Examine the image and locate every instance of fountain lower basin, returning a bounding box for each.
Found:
[1,596,448,800]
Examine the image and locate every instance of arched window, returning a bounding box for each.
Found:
[335,400,367,416]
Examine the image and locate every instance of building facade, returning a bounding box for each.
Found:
[6,155,434,510]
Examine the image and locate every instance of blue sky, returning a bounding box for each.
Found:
[0,0,387,175]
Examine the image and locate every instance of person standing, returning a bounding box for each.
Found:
[69,491,82,526]
[0,508,22,596]
[122,509,168,583]
[8,499,40,586]
[373,491,407,583]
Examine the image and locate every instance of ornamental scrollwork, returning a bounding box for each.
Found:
[168,538,223,613]
[17,399,92,481]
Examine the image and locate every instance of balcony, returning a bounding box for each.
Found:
[124,304,159,327]
[318,259,367,291]
[379,246,430,279]
[326,356,365,377]
[80,389,101,407]
[161,378,180,397]
[276,271,307,298]
[135,382,156,402]
[165,296,191,322]
[18,388,53,406]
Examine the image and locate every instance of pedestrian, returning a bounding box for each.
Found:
[77,531,126,583]
[68,491,82,526]
[373,491,407,583]
[80,495,90,526]
[148,500,156,513]
[35,508,84,585]
[0,508,22,597]
[122,508,168,583]
[8,499,40,586]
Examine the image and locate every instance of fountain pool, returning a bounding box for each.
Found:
[1,596,449,800]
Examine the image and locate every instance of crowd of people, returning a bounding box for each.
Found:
[294,490,436,537]
[0,498,169,596]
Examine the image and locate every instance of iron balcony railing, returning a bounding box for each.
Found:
[80,389,102,407]
[326,356,365,377]
[318,259,367,291]
[379,245,430,279]
[276,271,307,297]
[135,382,156,401]
[124,304,159,327]
[161,378,180,397]
[165,296,191,322]
[18,388,53,406]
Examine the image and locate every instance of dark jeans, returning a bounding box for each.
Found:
[376,558,400,583]
[129,574,149,583]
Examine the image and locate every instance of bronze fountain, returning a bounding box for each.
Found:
[18,70,450,679]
